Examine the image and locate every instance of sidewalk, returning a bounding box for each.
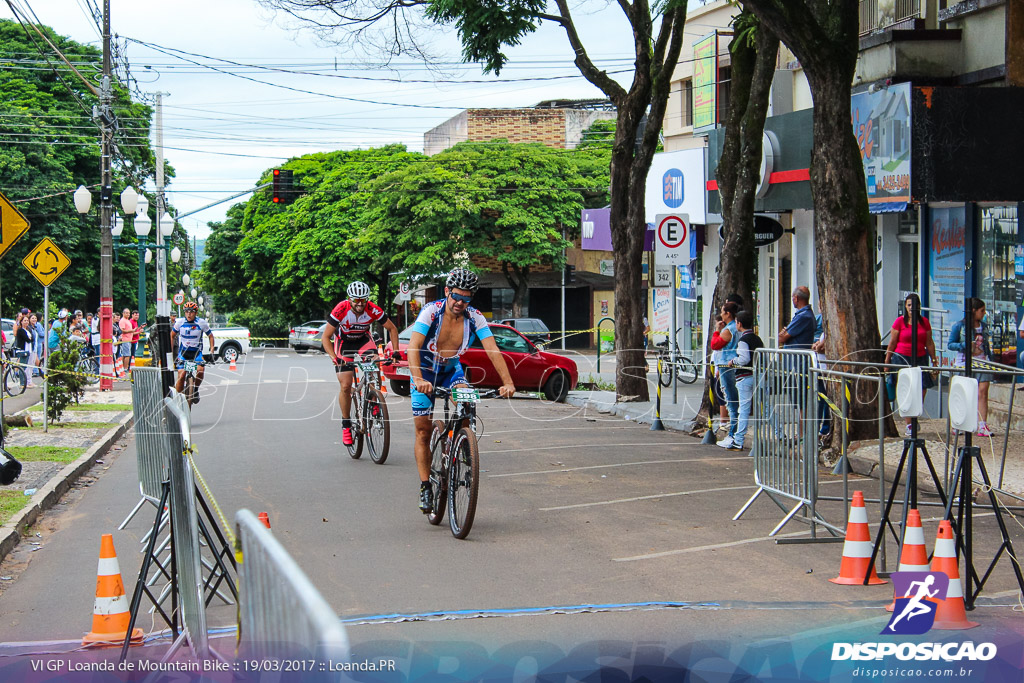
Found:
[0,382,134,562]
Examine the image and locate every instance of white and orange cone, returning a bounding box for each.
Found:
[830,490,888,585]
[83,534,145,646]
[229,357,237,371]
[929,520,979,630]
[886,508,930,611]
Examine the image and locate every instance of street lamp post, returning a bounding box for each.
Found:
[111,192,181,360]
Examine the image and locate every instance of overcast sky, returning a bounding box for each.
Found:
[3,1,709,239]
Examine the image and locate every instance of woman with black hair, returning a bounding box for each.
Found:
[884,292,938,436]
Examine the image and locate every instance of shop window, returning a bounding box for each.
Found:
[491,288,518,320]
[978,205,1018,367]
[681,79,693,127]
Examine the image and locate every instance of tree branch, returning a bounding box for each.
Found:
[553,0,628,103]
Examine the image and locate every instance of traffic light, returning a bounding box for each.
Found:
[565,265,576,283]
[272,169,294,204]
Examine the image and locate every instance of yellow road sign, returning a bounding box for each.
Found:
[23,238,71,287]
[0,192,31,259]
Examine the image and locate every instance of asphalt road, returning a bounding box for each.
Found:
[0,351,1021,674]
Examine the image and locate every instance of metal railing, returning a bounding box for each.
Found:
[236,508,349,666]
[119,368,172,529]
[734,349,846,539]
[859,0,923,34]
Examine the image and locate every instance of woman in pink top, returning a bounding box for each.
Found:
[884,293,938,435]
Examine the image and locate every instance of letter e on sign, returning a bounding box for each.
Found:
[655,213,691,266]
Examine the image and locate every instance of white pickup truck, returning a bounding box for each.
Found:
[210,326,252,363]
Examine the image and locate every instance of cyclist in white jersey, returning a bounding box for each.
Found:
[407,268,515,513]
[171,301,215,401]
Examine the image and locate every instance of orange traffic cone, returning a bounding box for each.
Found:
[229,357,237,371]
[885,509,930,611]
[830,491,888,585]
[929,520,979,630]
[83,534,145,646]
[258,512,271,529]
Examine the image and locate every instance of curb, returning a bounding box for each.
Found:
[0,412,134,564]
[566,392,697,432]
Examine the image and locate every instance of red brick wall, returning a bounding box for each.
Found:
[466,109,567,148]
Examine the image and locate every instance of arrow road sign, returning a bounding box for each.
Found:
[0,192,31,259]
[654,213,691,266]
[23,238,71,287]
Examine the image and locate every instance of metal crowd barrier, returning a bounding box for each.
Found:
[236,508,349,667]
[119,368,172,530]
[163,396,211,660]
[734,348,844,540]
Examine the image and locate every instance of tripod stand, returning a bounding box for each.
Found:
[864,296,949,582]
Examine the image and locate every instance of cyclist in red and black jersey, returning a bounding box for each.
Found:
[322,281,400,446]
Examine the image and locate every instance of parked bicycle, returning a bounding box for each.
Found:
[75,344,100,386]
[426,386,495,539]
[654,341,700,386]
[344,355,391,464]
[2,349,27,397]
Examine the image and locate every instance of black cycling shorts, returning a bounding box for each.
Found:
[335,336,374,372]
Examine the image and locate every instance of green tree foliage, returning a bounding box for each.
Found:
[0,20,160,313]
[199,203,246,312]
[45,324,86,424]
[363,140,591,316]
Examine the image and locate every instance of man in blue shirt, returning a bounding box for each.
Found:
[778,286,815,349]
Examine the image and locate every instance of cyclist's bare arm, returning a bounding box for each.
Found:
[382,318,400,356]
[479,336,515,398]
[321,323,338,363]
[407,331,432,395]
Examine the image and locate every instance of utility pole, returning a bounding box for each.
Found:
[153,92,174,391]
[98,0,114,390]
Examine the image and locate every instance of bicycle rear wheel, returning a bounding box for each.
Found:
[426,420,447,525]
[4,366,26,397]
[447,426,480,539]
[366,387,390,464]
[676,357,699,384]
[346,390,364,459]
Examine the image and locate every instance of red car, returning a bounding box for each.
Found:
[383,323,578,402]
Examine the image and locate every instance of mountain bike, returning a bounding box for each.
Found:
[426,386,495,539]
[74,344,100,386]
[344,356,391,464]
[2,350,27,397]
[655,342,700,386]
[179,357,217,411]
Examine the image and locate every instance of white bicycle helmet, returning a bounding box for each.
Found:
[446,268,479,293]
[346,281,371,299]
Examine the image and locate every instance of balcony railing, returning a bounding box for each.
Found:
[860,0,923,35]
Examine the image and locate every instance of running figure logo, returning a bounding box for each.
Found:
[883,571,950,635]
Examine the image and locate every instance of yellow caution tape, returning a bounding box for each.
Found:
[187,447,236,550]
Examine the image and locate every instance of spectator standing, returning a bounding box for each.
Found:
[119,308,134,373]
[711,301,741,446]
[778,286,815,349]
[884,292,938,436]
[811,311,831,443]
[130,310,141,358]
[722,310,763,451]
[89,311,101,358]
[29,313,44,377]
[14,317,36,388]
[48,309,68,352]
[948,297,993,437]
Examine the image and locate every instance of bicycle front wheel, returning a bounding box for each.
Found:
[676,358,699,384]
[76,357,100,386]
[658,357,673,388]
[426,420,447,525]
[346,390,364,459]
[447,426,480,539]
[4,366,26,397]
[366,387,390,464]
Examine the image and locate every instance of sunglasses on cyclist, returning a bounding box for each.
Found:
[349,297,368,304]
[449,292,473,304]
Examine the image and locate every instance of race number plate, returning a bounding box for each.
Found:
[453,387,479,403]
[184,360,198,374]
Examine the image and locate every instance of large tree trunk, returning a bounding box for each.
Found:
[693,20,779,430]
[501,263,530,318]
[744,0,887,440]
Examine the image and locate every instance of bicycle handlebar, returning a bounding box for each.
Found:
[433,387,498,399]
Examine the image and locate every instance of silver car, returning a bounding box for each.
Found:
[2,318,14,352]
[289,319,327,353]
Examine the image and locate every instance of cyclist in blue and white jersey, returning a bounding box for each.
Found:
[407,268,515,513]
[170,301,216,402]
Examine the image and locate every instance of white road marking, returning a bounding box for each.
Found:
[614,531,815,561]
[539,485,756,512]
[490,457,749,478]
[481,442,702,455]
[263,379,282,384]
[219,379,239,386]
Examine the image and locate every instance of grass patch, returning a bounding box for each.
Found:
[28,421,118,430]
[0,491,30,526]
[576,374,615,391]
[29,403,132,413]
[7,445,86,462]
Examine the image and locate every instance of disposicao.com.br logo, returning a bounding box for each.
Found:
[831,571,997,663]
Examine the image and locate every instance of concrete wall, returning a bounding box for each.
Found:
[947,3,1007,77]
[424,111,467,156]
[564,109,617,149]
